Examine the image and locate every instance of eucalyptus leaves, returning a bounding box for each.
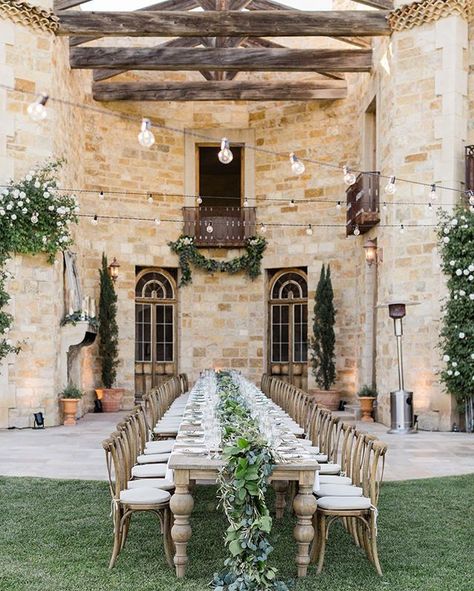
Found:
[437,206,474,403]
[0,160,78,361]
[169,235,267,287]
[211,372,288,591]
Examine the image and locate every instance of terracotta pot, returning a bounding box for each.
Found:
[308,389,340,412]
[359,397,376,422]
[99,388,124,412]
[60,398,79,426]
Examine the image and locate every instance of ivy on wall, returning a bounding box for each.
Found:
[169,235,267,287]
[437,205,474,403]
[0,160,78,362]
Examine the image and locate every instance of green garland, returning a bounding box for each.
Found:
[169,235,267,287]
[211,372,288,591]
[0,160,78,361]
[437,205,474,403]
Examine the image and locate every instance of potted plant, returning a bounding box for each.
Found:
[357,384,378,422]
[59,384,83,426]
[309,265,339,410]
[95,253,123,412]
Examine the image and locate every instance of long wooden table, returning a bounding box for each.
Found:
[168,451,318,578]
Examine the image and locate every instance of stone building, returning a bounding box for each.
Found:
[0,0,472,430]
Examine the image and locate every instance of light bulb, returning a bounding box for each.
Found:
[138,118,155,148]
[385,176,396,194]
[243,198,249,207]
[382,202,387,211]
[336,201,341,210]
[147,193,153,204]
[289,153,305,175]
[218,138,233,164]
[430,184,437,201]
[343,166,356,186]
[260,223,267,233]
[289,199,296,207]
[428,202,433,209]
[197,196,203,205]
[206,221,213,233]
[91,215,98,225]
[306,224,313,236]
[27,93,48,121]
[400,223,405,234]
[154,217,161,225]
[99,191,104,200]
[353,224,360,236]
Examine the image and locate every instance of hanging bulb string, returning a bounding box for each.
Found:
[0,182,460,209]
[1,81,469,199]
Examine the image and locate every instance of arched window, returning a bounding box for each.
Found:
[268,269,308,388]
[135,269,177,397]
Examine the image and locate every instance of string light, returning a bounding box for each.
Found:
[289,153,305,175]
[385,176,397,194]
[400,223,405,234]
[99,191,104,200]
[343,166,356,186]
[138,118,155,148]
[154,216,161,225]
[430,184,437,201]
[260,223,267,233]
[306,224,313,236]
[336,201,342,210]
[218,138,233,164]
[90,214,98,225]
[147,193,154,204]
[196,196,203,205]
[382,201,387,211]
[428,202,433,209]
[289,199,296,208]
[206,221,213,233]
[243,198,249,207]
[27,93,48,121]
[353,224,360,236]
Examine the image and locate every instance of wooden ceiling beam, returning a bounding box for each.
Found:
[57,10,391,38]
[92,80,348,101]
[54,0,92,10]
[351,0,393,9]
[71,47,373,72]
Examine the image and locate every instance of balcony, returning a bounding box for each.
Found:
[466,145,474,193]
[346,172,380,236]
[182,206,257,248]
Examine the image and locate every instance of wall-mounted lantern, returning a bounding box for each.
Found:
[108,257,120,282]
[363,239,382,266]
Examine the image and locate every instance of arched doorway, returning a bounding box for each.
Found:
[268,269,308,389]
[135,269,177,398]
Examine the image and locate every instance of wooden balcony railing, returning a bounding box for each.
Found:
[466,145,474,193]
[182,206,257,247]
[346,172,380,236]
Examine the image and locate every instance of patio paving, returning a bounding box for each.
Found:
[0,411,472,481]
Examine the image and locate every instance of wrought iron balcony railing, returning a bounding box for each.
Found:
[346,172,380,236]
[182,206,257,248]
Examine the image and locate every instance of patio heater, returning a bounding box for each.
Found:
[386,301,416,434]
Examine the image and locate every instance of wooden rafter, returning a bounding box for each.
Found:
[70,47,373,72]
[57,11,391,38]
[92,80,348,101]
[351,0,393,9]
[54,0,92,10]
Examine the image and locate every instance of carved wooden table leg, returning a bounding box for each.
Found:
[273,480,289,519]
[293,471,317,577]
[170,469,194,578]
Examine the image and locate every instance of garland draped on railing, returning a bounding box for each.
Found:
[169,236,267,287]
[211,372,288,591]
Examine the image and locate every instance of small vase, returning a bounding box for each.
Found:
[359,397,376,422]
[60,398,79,426]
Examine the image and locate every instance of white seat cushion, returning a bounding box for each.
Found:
[317,496,372,511]
[137,452,170,464]
[145,440,175,453]
[314,453,328,463]
[319,475,352,485]
[154,426,178,435]
[316,484,363,497]
[299,440,315,448]
[131,463,167,478]
[318,463,341,475]
[119,487,170,505]
[127,478,174,491]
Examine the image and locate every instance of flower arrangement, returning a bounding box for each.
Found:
[0,160,78,361]
[437,206,474,404]
[169,235,267,287]
[211,372,288,591]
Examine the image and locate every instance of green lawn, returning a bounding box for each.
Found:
[0,474,473,591]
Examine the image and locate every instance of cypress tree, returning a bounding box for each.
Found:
[98,253,119,389]
[311,264,336,390]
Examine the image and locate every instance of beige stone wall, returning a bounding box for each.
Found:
[1,8,472,429]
